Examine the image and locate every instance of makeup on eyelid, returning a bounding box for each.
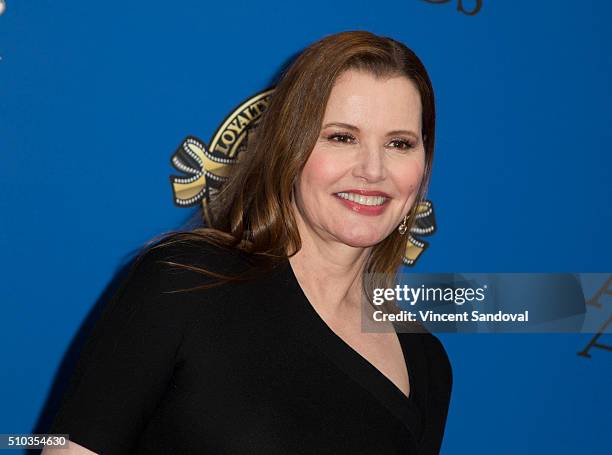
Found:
[325,132,416,150]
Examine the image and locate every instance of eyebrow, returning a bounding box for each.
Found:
[322,122,419,138]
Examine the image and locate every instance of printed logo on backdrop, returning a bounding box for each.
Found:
[577,276,612,359]
[168,88,437,266]
[422,0,482,16]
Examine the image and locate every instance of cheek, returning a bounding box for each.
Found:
[300,147,345,190]
[393,158,426,197]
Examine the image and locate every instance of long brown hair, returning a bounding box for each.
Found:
[145,30,436,298]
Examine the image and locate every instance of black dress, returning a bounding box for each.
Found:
[48,239,452,454]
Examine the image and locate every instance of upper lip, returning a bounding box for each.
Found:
[335,189,391,198]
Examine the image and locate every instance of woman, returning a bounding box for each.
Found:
[45,30,452,454]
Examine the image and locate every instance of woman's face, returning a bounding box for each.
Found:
[292,68,426,248]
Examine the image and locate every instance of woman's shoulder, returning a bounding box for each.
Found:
[421,333,452,371]
[100,232,258,327]
[409,331,453,454]
[420,332,453,400]
[137,231,246,264]
[399,328,453,391]
[131,232,254,284]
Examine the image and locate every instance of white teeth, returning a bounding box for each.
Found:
[336,192,387,206]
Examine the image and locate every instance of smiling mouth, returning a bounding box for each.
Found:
[334,192,389,206]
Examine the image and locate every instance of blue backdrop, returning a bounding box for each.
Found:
[1,0,610,453]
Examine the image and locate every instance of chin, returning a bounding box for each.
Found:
[336,231,386,248]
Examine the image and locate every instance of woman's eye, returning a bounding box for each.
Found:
[326,133,415,150]
[389,139,415,151]
[327,133,356,144]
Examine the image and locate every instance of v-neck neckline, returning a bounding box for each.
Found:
[268,259,425,444]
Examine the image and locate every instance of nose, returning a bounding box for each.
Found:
[352,142,385,182]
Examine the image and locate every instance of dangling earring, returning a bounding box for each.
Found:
[398,212,410,235]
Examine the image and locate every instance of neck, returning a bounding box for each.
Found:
[287,201,371,317]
